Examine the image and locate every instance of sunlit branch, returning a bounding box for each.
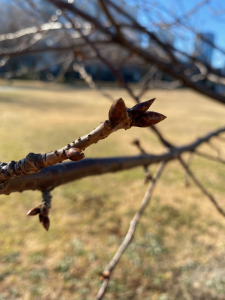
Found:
[179,158,225,218]
[0,98,165,187]
[1,126,224,195]
[195,151,225,164]
[96,162,166,300]
[73,62,115,102]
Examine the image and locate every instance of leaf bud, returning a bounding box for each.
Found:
[66,148,85,161]
[27,206,41,216]
[132,111,166,127]
[99,270,110,280]
[129,98,155,119]
[108,98,127,127]
[41,216,50,231]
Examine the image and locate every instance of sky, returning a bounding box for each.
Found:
[135,0,225,68]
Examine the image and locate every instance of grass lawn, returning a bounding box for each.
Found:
[0,80,225,300]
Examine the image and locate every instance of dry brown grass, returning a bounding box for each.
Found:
[0,80,225,300]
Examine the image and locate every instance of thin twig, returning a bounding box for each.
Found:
[218,136,225,142]
[96,162,166,300]
[68,15,140,102]
[132,138,152,183]
[195,151,225,164]
[184,152,193,188]
[52,52,74,83]
[73,62,115,102]
[208,141,221,158]
[179,158,225,218]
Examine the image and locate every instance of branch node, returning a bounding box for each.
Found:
[99,271,111,281]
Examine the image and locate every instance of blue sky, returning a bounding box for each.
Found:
[135,0,225,68]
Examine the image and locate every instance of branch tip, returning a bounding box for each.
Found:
[132,111,166,127]
[130,98,155,116]
[27,206,41,216]
[42,216,50,231]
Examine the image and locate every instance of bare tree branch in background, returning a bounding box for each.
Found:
[179,158,225,218]
[96,162,166,299]
[73,62,115,101]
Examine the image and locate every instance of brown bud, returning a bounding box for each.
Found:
[40,205,49,217]
[41,216,50,231]
[108,98,127,127]
[39,214,44,223]
[27,206,41,216]
[132,111,166,127]
[144,172,152,184]
[129,98,155,119]
[132,138,140,147]
[65,147,85,161]
[99,270,110,280]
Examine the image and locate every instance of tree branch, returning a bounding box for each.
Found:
[96,162,166,300]
[179,158,225,218]
[1,126,224,195]
[132,138,152,183]
[195,151,225,164]
[0,98,165,187]
[52,0,225,105]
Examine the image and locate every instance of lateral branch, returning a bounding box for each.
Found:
[96,162,166,300]
[0,98,165,187]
